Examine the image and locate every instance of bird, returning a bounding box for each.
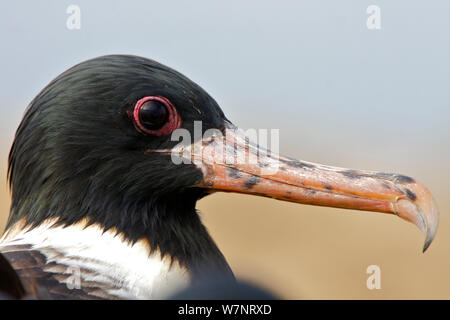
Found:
[0,55,439,299]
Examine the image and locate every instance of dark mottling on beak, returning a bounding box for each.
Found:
[280,158,315,171]
[323,183,333,191]
[342,170,362,179]
[396,175,415,184]
[374,172,415,184]
[252,192,269,197]
[226,167,242,179]
[405,189,417,201]
[375,172,397,179]
[244,176,260,190]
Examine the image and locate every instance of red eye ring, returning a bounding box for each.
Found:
[133,96,181,136]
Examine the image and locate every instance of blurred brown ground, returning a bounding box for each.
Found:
[0,137,449,299]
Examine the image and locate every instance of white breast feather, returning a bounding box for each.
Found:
[0,221,191,299]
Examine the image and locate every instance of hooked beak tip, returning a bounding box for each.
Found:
[394,182,439,252]
[422,200,439,252]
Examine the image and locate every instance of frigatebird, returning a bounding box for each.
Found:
[0,55,439,299]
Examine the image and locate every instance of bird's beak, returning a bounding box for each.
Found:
[158,124,439,251]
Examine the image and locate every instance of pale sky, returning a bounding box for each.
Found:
[0,0,449,167]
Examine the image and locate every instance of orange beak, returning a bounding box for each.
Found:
[159,124,439,251]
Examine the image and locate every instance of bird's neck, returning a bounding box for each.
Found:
[4,189,234,287]
[0,219,190,299]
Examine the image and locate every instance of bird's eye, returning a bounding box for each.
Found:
[139,100,168,130]
[133,96,181,136]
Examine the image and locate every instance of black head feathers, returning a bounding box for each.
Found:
[7,55,233,276]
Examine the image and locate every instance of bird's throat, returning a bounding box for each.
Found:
[3,190,234,287]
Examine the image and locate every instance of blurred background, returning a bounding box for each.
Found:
[0,0,449,299]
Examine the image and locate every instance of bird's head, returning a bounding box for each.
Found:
[7,55,228,243]
[6,55,439,269]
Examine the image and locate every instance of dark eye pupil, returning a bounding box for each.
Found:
[139,100,169,130]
